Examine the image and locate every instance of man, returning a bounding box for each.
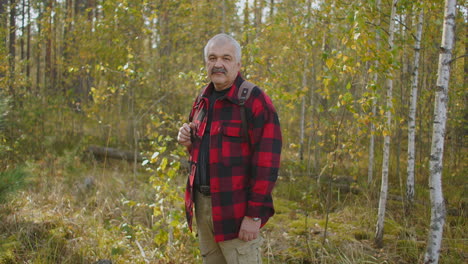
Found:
[177,33,282,264]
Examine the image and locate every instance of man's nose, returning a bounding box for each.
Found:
[214,58,223,67]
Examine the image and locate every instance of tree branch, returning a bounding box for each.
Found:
[449,54,468,64]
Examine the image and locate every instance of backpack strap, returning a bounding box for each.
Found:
[238,81,256,144]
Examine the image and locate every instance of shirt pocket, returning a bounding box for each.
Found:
[221,121,246,167]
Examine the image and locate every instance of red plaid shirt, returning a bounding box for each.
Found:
[184,74,282,242]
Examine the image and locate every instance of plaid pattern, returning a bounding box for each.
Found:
[185,74,282,242]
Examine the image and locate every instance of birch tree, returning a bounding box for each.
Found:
[424,0,456,262]
[406,7,424,210]
[368,0,381,185]
[375,0,397,248]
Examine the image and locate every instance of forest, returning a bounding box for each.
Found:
[0,0,466,263]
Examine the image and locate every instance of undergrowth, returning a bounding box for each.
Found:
[0,168,28,204]
[0,153,466,263]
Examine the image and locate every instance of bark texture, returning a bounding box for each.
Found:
[375,0,397,248]
[424,0,456,262]
[406,8,424,209]
[367,0,381,185]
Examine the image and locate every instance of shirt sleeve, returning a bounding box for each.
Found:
[245,91,282,219]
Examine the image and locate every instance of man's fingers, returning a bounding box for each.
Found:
[181,124,189,134]
[177,123,193,147]
[189,122,196,130]
[239,232,249,241]
[239,230,257,242]
[239,231,246,241]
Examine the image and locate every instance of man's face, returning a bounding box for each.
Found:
[205,40,241,91]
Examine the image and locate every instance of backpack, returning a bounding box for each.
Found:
[237,80,256,144]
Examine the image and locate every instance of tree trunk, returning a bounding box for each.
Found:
[45,0,54,91]
[424,0,456,262]
[35,2,44,93]
[269,0,274,18]
[20,0,24,61]
[220,0,225,33]
[406,7,424,212]
[375,0,397,248]
[300,58,308,161]
[0,1,7,78]
[8,0,16,96]
[87,145,144,162]
[368,0,381,185]
[254,0,262,35]
[307,39,318,175]
[26,0,30,82]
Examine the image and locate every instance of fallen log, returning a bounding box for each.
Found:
[87,145,143,162]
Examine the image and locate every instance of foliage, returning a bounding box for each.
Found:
[0,0,466,263]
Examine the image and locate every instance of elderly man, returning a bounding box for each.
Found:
[177,33,282,264]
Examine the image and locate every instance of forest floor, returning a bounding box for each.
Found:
[0,154,466,264]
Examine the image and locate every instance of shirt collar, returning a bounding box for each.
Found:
[201,73,245,104]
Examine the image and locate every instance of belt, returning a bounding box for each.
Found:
[196,185,211,196]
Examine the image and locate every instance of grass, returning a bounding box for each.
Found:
[0,168,28,204]
[0,153,197,264]
[0,154,466,263]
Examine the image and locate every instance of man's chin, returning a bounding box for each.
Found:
[211,73,226,79]
[211,76,226,84]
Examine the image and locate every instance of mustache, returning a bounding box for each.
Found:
[212,67,227,74]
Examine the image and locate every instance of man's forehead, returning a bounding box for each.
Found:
[207,41,236,55]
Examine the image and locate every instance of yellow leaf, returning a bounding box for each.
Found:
[326,58,334,69]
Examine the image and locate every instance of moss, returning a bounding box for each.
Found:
[274,197,299,214]
[353,231,371,241]
[0,251,16,264]
[383,217,404,236]
[0,235,20,264]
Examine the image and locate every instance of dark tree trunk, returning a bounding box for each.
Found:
[20,0,24,60]
[26,0,30,83]
[87,145,144,162]
[35,2,43,93]
[0,1,7,69]
[8,0,16,96]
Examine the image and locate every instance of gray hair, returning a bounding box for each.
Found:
[204,33,242,63]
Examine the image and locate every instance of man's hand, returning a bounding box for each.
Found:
[177,123,195,148]
[238,217,261,242]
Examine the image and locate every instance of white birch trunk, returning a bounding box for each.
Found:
[375,0,397,247]
[367,0,381,185]
[424,0,456,262]
[368,74,377,185]
[406,8,424,208]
